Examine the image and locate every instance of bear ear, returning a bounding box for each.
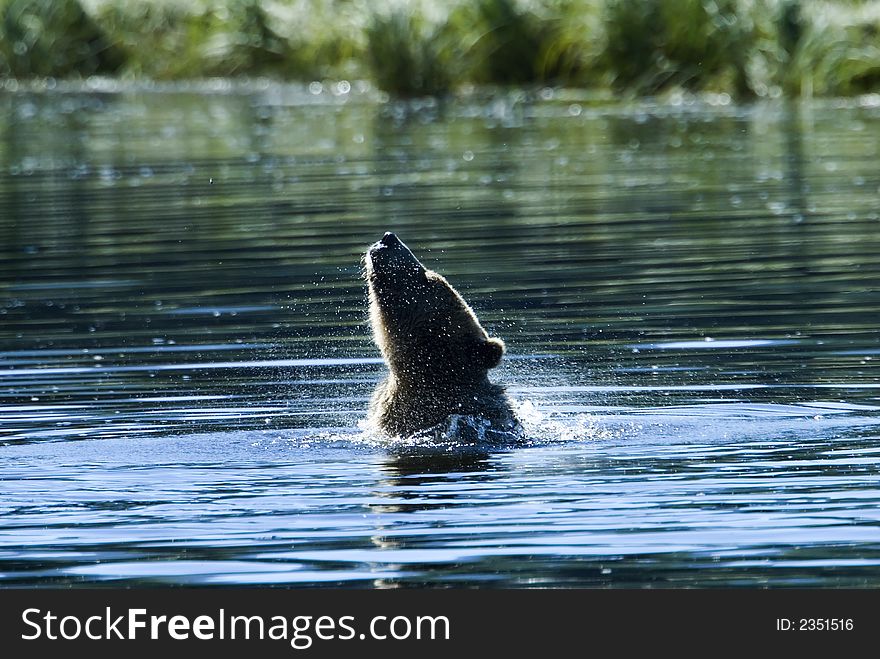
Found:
[478,337,505,369]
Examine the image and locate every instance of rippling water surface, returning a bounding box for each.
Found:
[1,85,878,586]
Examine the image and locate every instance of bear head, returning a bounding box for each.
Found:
[364,232,505,388]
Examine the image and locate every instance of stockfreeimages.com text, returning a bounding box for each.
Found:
[22,607,450,649]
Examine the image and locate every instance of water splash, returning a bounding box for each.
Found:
[515,400,621,442]
[266,402,632,450]
[351,414,522,451]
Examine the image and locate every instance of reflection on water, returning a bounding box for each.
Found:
[1,86,879,586]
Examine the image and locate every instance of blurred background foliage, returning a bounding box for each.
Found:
[0,0,879,97]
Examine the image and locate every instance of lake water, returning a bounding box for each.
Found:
[1,82,878,587]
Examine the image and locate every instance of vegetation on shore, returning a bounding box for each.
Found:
[0,0,879,98]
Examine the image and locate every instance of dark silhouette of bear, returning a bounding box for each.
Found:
[364,232,519,438]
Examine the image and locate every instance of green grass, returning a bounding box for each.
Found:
[602,0,753,95]
[364,6,454,96]
[0,0,124,77]
[1,0,879,99]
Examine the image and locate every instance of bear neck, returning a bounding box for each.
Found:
[390,368,490,393]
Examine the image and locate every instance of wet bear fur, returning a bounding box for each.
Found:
[364,233,519,438]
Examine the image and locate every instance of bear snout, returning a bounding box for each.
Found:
[370,232,402,258]
[367,233,423,277]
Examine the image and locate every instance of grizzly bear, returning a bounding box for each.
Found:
[364,232,520,438]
